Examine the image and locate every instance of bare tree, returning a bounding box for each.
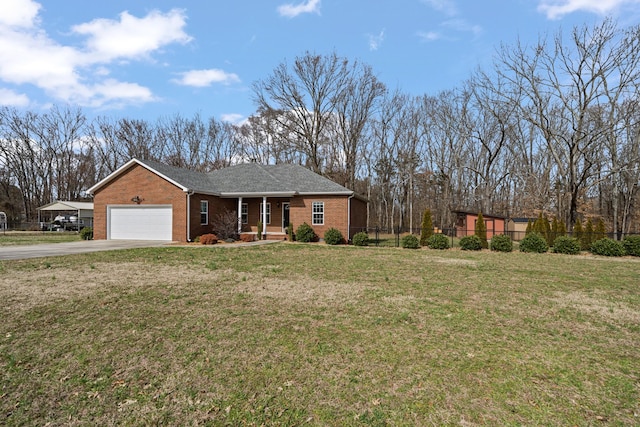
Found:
[252,51,359,175]
[496,19,640,228]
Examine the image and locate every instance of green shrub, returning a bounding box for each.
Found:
[80,227,93,240]
[287,223,294,242]
[426,233,449,250]
[419,209,434,246]
[490,234,513,252]
[401,234,420,249]
[257,221,263,241]
[552,236,581,255]
[352,231,369,246]
[295,222,316,243]
[519,232,548,253]
[200,233,218,245]
[459,235,483,251]
[623,235,640,257]
[324,228,344,245]
[590,238,625,257]
[475,212,488,248]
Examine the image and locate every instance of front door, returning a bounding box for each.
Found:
[282,202,290,232]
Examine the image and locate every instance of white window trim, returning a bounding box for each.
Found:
[260,202,271,225]
[312,201,324,225]
[241,203,248,225]
[200,200,209,225]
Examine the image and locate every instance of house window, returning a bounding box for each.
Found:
[260,202,271,224]
[312,201,324,225]
[200,200,208,225]
[241,203,248,224]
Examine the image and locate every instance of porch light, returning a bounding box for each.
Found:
[131,195,142,204]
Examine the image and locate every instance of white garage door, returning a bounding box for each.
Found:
[108,206,173,240]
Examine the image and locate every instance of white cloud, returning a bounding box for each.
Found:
[0,88,29,107]
[442,19,483,37]
[368,30,385,51]
[417,19,482,43]
[277,0,321,18]
[538,0,640,19]
[72,9,192,63]
[422,0,458,16]
[0,0,41,28]
[173,69,241,87]
[220,113,245,124]
[417,31,444,42]
[0,2,192,109]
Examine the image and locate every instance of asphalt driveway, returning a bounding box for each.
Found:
[0,240,172,260]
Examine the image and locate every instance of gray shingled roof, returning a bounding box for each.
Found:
[137,159,353,196]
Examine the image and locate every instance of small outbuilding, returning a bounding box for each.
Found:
[86,158,368,242]
[453,210,507,239]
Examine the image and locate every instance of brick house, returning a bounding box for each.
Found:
[86,158,367,242]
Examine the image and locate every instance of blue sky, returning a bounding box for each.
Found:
[1,0,640,123]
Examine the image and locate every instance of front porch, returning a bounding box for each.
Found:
[233,195,292,240]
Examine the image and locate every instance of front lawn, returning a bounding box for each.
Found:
[0,231,82,246]
[1,244,638,425]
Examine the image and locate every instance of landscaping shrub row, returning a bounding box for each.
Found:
[194,222,640,258]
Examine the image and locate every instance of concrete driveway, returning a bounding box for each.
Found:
[0,240,172,260]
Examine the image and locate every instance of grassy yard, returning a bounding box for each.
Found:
[1,243,638,425]
[0,231,82,246]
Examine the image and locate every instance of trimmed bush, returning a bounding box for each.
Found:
[352,231,369,247]
[459,235,483,251]
[324,227,344,245]
[401,234,420,249]
[552,236,581,255]
[287,223,294,242]
[419,209,434,246]
[590,238,625,257]
[519,232,548,253]
[80,227,93,240]
[490,234,513,252]
[257,221,263,241]
[623,235,640,257]
[295,222,316,243]
[475,212,488,249]
[426,233,449,250]
[200,233,218,245]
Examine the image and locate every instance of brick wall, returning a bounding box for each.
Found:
[93,164,188,241]
[289,195,350,241]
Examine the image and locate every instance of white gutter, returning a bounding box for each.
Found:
[186,189,194,241]
[348,193,354,240]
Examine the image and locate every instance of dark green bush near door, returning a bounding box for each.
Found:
[295,222,316,242]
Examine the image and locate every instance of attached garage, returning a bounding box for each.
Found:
[107,205,173,241]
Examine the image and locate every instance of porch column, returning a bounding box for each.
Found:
[237,197,243,234]
[262,196,268,239]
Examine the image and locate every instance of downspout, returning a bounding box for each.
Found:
[348,193,354,241]
[187,190,194,242]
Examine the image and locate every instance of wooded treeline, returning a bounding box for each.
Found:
[1,20,639,236]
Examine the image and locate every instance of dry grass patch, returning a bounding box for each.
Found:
[1,245,639,425]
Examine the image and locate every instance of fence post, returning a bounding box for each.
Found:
[375,226,379,247]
